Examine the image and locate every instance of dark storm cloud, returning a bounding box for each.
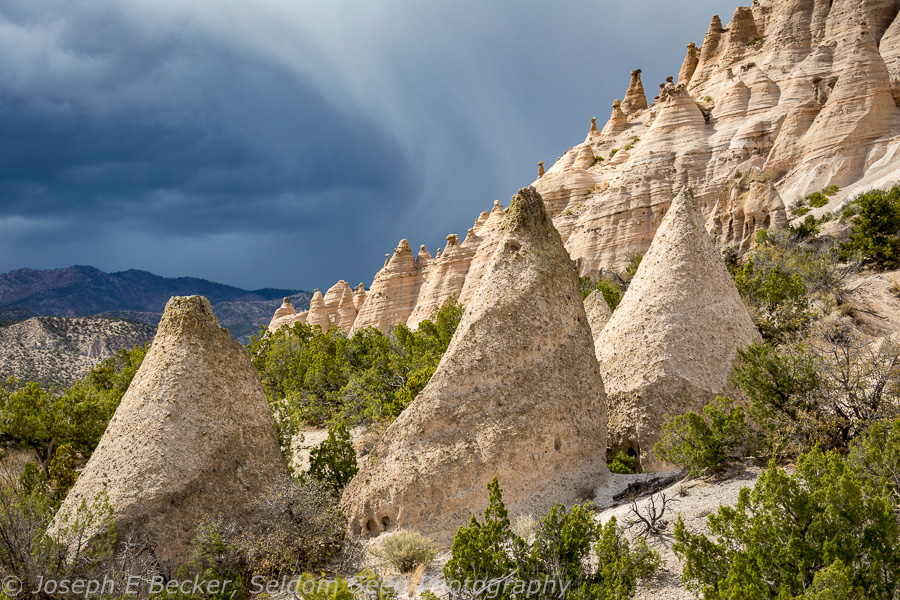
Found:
[0,0,741,289]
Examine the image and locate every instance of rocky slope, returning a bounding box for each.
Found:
[0,316,155,387]
[284,0,900,333]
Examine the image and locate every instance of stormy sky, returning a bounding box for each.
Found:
[0,0,740,291]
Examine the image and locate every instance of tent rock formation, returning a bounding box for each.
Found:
[52,296,293,572]
[273,0,900,336]
[594,189,760,471]
[341,187,609,544]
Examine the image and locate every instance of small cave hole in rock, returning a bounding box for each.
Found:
[554,436,562,451]
[365,519,376,536]
[381,515,391,530]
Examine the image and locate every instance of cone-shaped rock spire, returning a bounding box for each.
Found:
[586,116,600,141]
[334,286,358,331]
[342,187,609,544]
[622,69,648,114]
[678,42,700,85]
[307,288,331,331]
[720,6,761,64]
[323,280,351,314]
[352,239,422,332]
[601,99,628,135]
[692,15,726,87]
[595,189,760,471]
[407,234,474,329]
[353,283,367,311]
[52,296,292,573]
[273,297,295,320]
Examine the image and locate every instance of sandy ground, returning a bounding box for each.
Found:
[602,464,761,600]
[357,463,763,600]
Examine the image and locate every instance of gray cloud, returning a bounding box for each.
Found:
[0,0,741,289]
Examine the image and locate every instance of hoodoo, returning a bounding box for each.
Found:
[307,288,331,331]
[272,297,295,320]
[622,69,648,114]
[342,187,609,544]
[595,189,760,471]
[52,296,292,573]
[352,239,422,332]
[601,99,629,135]
[678,42,700,86]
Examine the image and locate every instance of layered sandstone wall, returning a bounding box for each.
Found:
[273,0,900,335]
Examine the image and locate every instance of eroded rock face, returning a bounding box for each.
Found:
[622,69,648,115]
[595,190,760,472]
[678,42,700,86]
[307,288,332,332]
[352,240,422,332]
[273,297,295,320]
[334,286,358,331]
[601,100,629,135]
[583,290,612,340]
[52,296,292,573]
[279,0,900,338]
[341,188,609,544]
[268,283,362,333]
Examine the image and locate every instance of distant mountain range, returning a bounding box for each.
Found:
[0,266,311,343]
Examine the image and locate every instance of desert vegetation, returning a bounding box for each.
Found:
[4,181,900,599]
[444,478,659,600]
[646,186,900,598]
[250,298,462,462]
[579,252,643,311]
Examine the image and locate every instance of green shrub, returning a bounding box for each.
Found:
[370,529,438,573]
[673,439,900,599]
[608,148,619,158]
[251,298,462,462]
[840,185,900,267]
[841,202,860,221]
[578,252,642,311]
[594,279,624,310]
[806,192,829,208]
[733,257,811,343]
[287,571,394,600]
[591,156,604,166]
[793,205,810,216]
[0,344,147,474]
[732,342,819,454]
[153,516,246,600]
[48,443,79,506]
[653,397,749,476]
[824,184,840,196]
[444,478,659,600]
[607,451,639,475]
[0,469,120,600]
[733,323,900,456]
[790,214,821,239]
[306,421,358,495]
